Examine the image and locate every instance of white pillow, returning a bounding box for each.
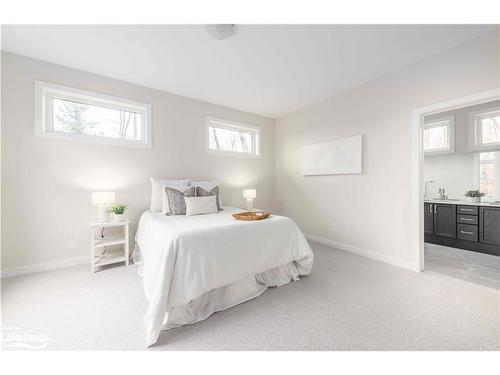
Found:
[150,177,190,212]
[184,196,218,216]
[161,185,195,215]
[191,180,219,187]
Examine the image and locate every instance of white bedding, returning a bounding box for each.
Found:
[133,207,314,346]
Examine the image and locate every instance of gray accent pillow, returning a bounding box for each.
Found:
[196,186,222,211]
[165,186,195,215]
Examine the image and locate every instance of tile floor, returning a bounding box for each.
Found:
[424,242,500,289]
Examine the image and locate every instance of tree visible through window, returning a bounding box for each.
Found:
[53,98,141,141]
[35,81,151,147]
[206,118,260,157]
[476,110,500,146]
[423,118,453,153]
[479,152,497,198]
[209,126,252,153]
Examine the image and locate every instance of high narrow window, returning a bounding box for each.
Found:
[206,117,260,157]
[35,81,151,147]
[474,109,500,147]
[423,117,454,154]
[479,152,498,198]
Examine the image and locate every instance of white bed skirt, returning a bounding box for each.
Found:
[134,246,307,334]
[164,263,301,329]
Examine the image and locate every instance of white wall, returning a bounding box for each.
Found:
[1,52,275,271]
[274,32,499,269]
[424,153,478,199]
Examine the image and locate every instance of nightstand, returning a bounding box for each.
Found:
[89,220,129,273]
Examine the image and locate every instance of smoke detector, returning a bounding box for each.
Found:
[205,25,237,40]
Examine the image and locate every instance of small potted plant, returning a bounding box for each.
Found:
[109,204,128,222]
[464,190,485,203]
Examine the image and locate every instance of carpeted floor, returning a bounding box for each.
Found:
[2,242,499,350]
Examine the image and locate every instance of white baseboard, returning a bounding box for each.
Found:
[2,236,415,278]
[304,233,415,271]
[1,256,90,279]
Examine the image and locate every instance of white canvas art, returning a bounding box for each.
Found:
[301,135,363,176]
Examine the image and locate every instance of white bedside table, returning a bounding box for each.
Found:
[89,220,129,273]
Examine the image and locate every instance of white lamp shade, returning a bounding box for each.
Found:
[92,192,116,205]
[243,189,256,199]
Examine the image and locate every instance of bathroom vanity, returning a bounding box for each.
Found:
[424,200,500,256]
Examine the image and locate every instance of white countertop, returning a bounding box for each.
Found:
[424,199,500,207]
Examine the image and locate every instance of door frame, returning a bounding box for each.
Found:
[411,88,500,272]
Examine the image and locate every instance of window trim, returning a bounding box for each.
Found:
[205,116,261,158]
[471,107,500,149]
[423,116,455,155]
[34,81,152,148]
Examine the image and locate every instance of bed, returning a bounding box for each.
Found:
[133,206,314,346]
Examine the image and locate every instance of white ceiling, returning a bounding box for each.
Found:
[1,25,495,118]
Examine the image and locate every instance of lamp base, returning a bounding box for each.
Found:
[245,198,254,212]
[97,205,111,222]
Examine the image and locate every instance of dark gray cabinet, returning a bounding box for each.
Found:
[433,204,456,239]
[425,202,499,256]
[424,203,434,235]
[479,206,500,246]
[457,205,478,215]
[457,214,478,225]
[457,223,478,242]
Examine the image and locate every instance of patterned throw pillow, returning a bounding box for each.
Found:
[164,186,196,215]
[196,186,222,211]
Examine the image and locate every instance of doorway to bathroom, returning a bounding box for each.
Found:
[412,89,500,289]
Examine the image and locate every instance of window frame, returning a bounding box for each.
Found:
[478,152,497,198]
[472,107,500,149]
[34,81,152,148]
[205,116,261,158]
[423,116,455,155]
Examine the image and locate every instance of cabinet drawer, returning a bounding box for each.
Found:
[457,224,478,242]
[457,214,478,225]
[457,205,478,215]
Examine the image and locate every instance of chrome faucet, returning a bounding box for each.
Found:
[438,188,447,200]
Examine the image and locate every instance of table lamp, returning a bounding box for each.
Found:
[243,189,256,212]
[92,192,116,222]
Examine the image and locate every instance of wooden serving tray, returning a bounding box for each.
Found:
[232,211,271,221]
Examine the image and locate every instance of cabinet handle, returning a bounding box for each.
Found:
[429,204,433,214]
[434,205,437,214]
[461,209,473,212]
[460,230,474,235]
[460,218,473,221]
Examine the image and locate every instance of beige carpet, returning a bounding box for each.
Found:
[2,242,499,350]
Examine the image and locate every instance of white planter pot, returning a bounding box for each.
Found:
[465,197,480,203]
[113,213,126,222]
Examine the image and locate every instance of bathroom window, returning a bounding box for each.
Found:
[35,81,151,147]
[474,109,500,147]
[423,117,455,154]
[479,152,497,198]
[206,117,260,157]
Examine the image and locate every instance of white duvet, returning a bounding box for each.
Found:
[133,207,314,346]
